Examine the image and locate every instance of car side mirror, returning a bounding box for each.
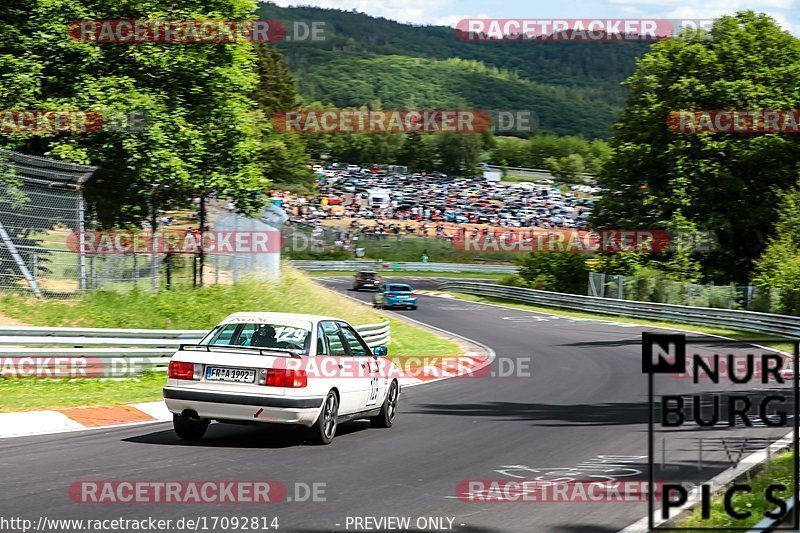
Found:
[373,346,388,357]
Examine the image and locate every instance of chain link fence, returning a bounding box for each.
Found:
[0,149,280,298]
[0,148,95,297]
[587,271,780,312]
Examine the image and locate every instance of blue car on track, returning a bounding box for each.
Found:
[373,283,418,310]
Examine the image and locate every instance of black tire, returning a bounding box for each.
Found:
[410,305,417,310]
[173,413,209,441]
[371,380,399,428]
[307,391,338,445]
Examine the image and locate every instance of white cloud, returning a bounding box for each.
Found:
[268,0,457,25]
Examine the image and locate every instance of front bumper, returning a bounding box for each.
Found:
[163,388,324,426]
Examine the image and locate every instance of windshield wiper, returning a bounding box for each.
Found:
[180,344,303,359]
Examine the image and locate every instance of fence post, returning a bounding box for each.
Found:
[150,251,159,291]
[77,193,87,291]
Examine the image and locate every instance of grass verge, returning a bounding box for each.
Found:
[679,452,794,530]
[0,374,167,413]
[0,268,460,412]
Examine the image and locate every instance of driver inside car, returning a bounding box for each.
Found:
[250,324,277,348]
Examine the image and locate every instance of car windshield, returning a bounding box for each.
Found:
[200,322,312,355]
[387,284,412,292]
[358,272,376,278]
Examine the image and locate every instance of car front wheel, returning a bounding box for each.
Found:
[173,413,209,441]
[308,391,338,445]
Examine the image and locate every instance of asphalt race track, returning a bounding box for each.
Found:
[0,277,793,533]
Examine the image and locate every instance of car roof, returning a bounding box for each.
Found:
[221,312,341,324]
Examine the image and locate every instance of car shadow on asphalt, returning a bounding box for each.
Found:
[122,421,371,448]
[411,400,650,427]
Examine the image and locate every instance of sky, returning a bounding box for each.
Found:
[268,0,800,34]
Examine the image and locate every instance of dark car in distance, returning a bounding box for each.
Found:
[352,271,382,291]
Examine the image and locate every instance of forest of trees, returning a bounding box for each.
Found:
[257,2,650,138]
[586,12,800,309]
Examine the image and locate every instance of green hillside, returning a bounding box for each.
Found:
[258,2,652,137]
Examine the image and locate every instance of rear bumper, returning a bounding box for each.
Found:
[386,298,417,307]
[163,388,324,426]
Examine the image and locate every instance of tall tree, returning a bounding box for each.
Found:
[592,12,800,283]
[253,44,312,188]
[1,0,290,227]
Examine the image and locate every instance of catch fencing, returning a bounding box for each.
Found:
[588,271,779,312]
[0,148,283,298]
[0,148,96,297]
[437,280,800,338]
[0,321,391,377]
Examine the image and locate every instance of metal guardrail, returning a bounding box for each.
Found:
[0,322,391,377]
[436,281,800,338]
[288,260,518,274]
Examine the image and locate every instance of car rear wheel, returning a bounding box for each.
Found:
[371,380,398,428]
[308,391,338,445]
[173,413,209,441]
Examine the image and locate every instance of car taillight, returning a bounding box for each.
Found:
[262,368,307,388]
[168,361,202,380]
[356,277,363,280]
[385,292,395,297]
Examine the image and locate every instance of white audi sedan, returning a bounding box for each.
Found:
[163,312,399,444]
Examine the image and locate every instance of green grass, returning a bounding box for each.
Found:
[1,268,382,329]
[303,269,510,280]
[0,373,168,413]
[680,452,794,530]
[0,268,460,412]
